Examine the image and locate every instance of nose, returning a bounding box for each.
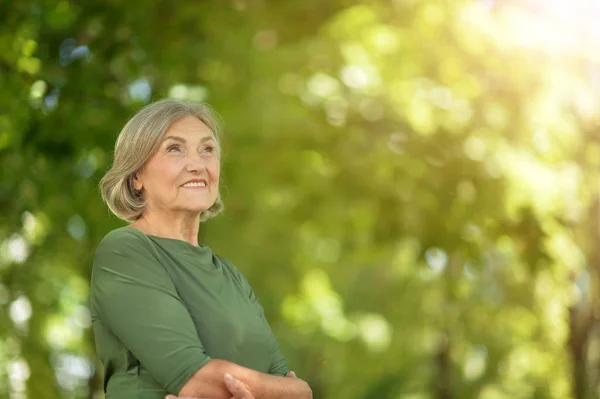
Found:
[184,151,207,173]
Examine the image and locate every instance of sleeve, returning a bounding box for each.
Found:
[90,230,210,394]
[268,344,290,377]
[250,288,290,376]
[225,259,290,377]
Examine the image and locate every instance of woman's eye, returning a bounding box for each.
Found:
[203,145,215,154]
[167,145,181,153]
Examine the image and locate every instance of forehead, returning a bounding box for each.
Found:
[164,115,216,139]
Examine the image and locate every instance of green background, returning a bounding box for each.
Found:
[2,0,600,398]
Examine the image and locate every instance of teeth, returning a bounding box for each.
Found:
[182,182,206,187]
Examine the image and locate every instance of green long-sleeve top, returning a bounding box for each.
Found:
[90,227,289,398]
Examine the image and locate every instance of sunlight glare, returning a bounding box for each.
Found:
[469,0,600,62]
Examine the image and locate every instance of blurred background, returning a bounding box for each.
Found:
[1,0,600,398]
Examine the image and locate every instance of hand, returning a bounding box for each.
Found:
[165,373,254,399]
[223,373,254,399]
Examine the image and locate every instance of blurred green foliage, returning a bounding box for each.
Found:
[2,0,600,398]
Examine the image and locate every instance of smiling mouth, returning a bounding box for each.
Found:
[181,181,207,188]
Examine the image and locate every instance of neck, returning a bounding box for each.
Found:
[130,210,201,246]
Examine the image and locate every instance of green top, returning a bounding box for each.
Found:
[90,227,289,399]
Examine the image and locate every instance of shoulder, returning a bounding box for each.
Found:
[96,227,152,253]
[92,228,168,285]
[94,227,160,267]
[216,254,242,276]
[216,255,254,292]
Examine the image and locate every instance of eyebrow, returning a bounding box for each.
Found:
[163,135,215,143]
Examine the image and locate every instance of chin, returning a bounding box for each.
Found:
[181,202,215,214]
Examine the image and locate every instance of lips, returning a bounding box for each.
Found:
[181,179,207,188]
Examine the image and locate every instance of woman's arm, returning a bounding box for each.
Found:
[178,359,312,399]
[169,373,257,399]
[92,231,213,394]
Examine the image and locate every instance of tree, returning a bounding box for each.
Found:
[1,0,599,398]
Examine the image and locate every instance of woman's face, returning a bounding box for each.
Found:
[133,116,220,217]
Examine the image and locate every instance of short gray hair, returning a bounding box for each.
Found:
[99,98,224,223]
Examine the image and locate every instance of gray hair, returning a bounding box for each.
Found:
[99,98,224,223]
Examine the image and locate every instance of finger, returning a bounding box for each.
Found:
[224,373,253,399]
[286,370,297,378]
[166,396,212,399]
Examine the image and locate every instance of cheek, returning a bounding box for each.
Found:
[146,160,181,190]
[208,160,221,182]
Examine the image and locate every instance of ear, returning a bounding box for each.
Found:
[132,173,143,191]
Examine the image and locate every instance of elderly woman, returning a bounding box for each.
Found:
[91,99,312,399]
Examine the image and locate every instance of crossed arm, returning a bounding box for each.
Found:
[167,373,251,399]
[169,371,303,399]
[176,361,311,399]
